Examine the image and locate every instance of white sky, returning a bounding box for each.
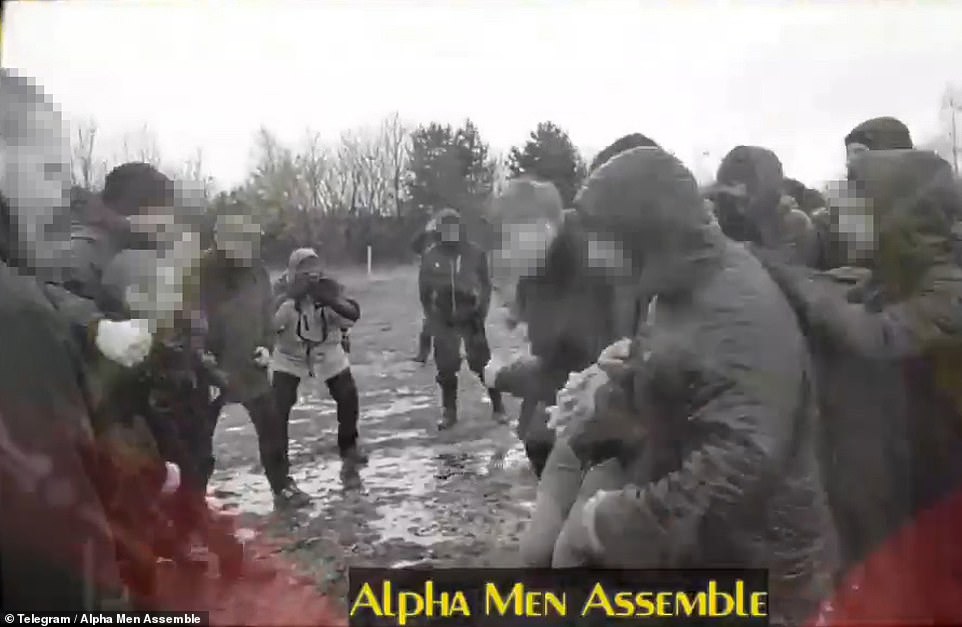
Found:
[3,0,961,190]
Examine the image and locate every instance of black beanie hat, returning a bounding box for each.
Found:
[102,162,175,217]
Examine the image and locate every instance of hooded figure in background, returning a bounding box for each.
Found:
[844,116,914,165]
[0,68,124,610]
[551,146,837,626]
[418,207,505,429]
[708,145,819,267]
[758,149,962,624]
[410,214,441,363]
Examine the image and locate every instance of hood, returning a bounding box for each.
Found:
[287,247,320,281]
[710,146,785,244]
[490,178,564,224]
[848,149,960,295]
[589,133,661,174]
[844,117,913,151]
[575,145,719,295]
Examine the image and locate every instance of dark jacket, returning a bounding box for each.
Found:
[0,258,122,609]
[418,239,491,325]
[195,248,274,402]
[577,147,837,626]
[758,150,962,621]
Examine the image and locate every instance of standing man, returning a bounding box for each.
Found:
[410,213,440,363]
[196,208,305,507]
[419,208,505,430]
[0,68,124,610]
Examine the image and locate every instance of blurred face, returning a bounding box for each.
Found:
[128,206,180,246]
[489,217,559,309]
[438,221,460,244]
[827,180,876,264]
[0,103,72,269]
[214,213,261,264]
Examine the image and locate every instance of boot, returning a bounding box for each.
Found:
[340,444,369,467]
[438,383,458,430]
[414,333,431,363]
[273,477,312,510]
[489,388,508,424]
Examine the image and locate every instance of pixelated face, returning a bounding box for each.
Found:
[583,231,634,280]
[827,181,876,263]
[123,261,182,327]
[0,101,71,268]
[214,213,261,263]
[489,218,559,307]
[127,205,180,245]
[438,221,460,243]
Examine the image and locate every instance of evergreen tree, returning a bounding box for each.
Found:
[507,121,586,205]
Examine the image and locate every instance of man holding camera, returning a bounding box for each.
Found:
[418,208,506,430]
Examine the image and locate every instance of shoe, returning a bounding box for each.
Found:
[340,445,369,465]
[438,407,457,431]
[273,479,312,510]
[413,351,429,364]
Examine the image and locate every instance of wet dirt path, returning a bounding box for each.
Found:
[204,265,537,614]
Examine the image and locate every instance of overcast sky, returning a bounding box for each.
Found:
[3,0,961,190]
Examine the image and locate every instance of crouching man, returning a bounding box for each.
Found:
[418,208,505,430]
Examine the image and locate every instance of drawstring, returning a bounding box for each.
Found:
[450,254,461,318]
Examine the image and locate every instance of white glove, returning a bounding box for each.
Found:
[95,319,153,367]
[161,462,181,495]
[252,346,271,367]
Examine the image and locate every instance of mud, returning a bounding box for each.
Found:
[202,265,538,618]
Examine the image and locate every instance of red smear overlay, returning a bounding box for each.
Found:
[813,490,962,627]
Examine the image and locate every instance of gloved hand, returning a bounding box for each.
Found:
[95,318,153,367]
[161,462,181,495]
[252,346,270,368]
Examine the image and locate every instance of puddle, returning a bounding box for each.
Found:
[369,500,445,547]
[224,426,248,433]
[364,395,435,419]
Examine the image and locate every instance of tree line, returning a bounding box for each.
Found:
[71,114,590,267]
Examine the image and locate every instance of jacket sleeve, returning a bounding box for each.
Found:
[42,281,104,353]
[410,230,428,255]
[326,297,360,329]
[258,268,275,348]
[587,330,803,567]
[418,255,433,312]
[773,261,962,360]
[273,299,296,333]
[477,247,492,315]
[520,437,584,566]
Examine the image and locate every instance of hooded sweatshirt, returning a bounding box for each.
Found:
[271,248,358,381]
[844,116,914,151]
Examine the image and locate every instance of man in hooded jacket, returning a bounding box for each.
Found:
[552,146,838,627]
[410,214,440,363]
[0,69,124,610]
[419,207,505,429]
[757,149,962,624]
[708,145,819,267]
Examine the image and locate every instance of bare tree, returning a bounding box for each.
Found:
[941,84,962,175]
[119,124,163,167]
[297,129,327,211]
[381,112,411,217]
[71,118,100,190]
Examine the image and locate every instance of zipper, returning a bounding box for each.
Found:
[450,254,461,318]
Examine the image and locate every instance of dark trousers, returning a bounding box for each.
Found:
[431,316,491,390]
[272,368,360,462]
[203,391,290,494]
[417,316,432,355]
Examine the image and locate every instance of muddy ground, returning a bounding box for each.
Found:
[175,265,538,624]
